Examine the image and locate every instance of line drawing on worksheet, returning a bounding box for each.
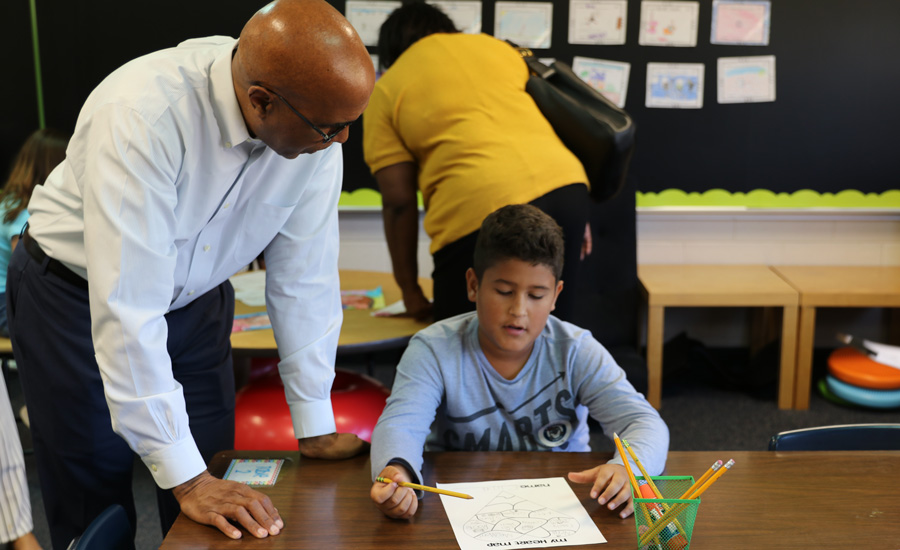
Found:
[437,477,605,550]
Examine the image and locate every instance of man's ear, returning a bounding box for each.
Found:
[549,279,564,311]
[465,268,479,303]
[247,86,274,117]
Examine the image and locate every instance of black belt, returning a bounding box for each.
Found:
[22,230,89,290]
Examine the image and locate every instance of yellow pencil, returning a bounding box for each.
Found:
[685,458,734,499]
[376,476,473,499]
[613,436,662,542]
[612,433,641,494]
[677,459,723,499]
[622,438,665,499]
[639,459,734,545]
[612,434,660,546]
[623,438,686,535]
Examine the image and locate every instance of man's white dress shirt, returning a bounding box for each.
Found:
[27,36,343,489]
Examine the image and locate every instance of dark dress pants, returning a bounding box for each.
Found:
[431,183,591,322]
[6,244,235,549]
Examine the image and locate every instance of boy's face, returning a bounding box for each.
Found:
[466,259,563,371]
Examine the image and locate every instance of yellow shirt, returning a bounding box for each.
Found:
[363,33,588,254]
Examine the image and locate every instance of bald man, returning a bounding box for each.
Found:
[6,0,374,547]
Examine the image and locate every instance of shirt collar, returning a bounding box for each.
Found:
[209,39,253,149]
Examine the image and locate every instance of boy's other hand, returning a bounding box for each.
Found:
[567,464,634,518]
[298,432,370,459]
[371,465,418,519]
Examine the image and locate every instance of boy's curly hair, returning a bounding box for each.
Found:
[473,204,564,282]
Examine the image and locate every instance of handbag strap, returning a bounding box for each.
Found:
[505,40,555,79]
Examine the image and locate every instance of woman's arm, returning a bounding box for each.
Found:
[374,162,432,320]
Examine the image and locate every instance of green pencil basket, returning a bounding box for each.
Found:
[632,476,700,550]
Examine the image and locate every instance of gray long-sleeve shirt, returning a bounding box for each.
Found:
[371,313,669,486]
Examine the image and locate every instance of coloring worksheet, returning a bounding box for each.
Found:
[437,477,606,549]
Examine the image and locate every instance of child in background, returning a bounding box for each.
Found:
[370,204,668,520]
[0,128,67,550]
[0,128,69,336]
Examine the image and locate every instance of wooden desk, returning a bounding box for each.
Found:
[771,265,900,409]
[230,270,432,358]
[638,265,800,410]
[160,450,900,549]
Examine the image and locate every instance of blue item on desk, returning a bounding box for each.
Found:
[825,375,900,409]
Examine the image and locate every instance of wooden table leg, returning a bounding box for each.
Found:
[794,306,817,409]
[646,305,665,409]
[778,305,798,410]
[889,308,900,344]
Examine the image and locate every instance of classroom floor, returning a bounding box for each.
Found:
[6,345,897,549]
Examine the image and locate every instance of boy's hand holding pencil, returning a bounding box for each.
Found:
[371,465,420,520]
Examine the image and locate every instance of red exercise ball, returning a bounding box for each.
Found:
[234,368,390,451]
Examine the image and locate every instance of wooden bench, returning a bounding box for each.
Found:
[638,265,800,410]
[771,265,900,409]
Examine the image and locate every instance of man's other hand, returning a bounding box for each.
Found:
[298,432,370,459]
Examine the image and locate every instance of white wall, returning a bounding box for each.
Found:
[339,208,900,347]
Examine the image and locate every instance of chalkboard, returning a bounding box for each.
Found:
[4,0,899,207]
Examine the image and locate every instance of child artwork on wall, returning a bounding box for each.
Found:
[711,0,772,46]
[639,0,700,47]
[645,62,705,108]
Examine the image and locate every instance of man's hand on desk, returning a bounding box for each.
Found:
[371,464,418,519]
[298,432,369,459]
[172,470,283,540]
[567,463,634,519]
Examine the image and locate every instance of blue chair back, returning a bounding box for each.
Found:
[768,423,900,451]
[67,504,133,550]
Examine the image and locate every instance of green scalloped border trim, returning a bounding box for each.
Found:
[338,189,423,209]
[338,189,900,209]
[636,189,900,208]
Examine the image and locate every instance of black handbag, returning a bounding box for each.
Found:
[512,44,636,203]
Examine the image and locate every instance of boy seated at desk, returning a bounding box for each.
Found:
[370,204,668,520]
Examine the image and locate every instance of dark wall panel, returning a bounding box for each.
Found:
[6,1,899,196]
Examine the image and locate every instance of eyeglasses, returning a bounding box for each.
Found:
[258,84,356,143]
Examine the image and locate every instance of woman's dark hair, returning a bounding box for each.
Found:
[1,128,69,224]
[377,0,458,71]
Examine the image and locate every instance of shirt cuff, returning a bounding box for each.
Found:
[140,437,207,489]
[289,398,337,440]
